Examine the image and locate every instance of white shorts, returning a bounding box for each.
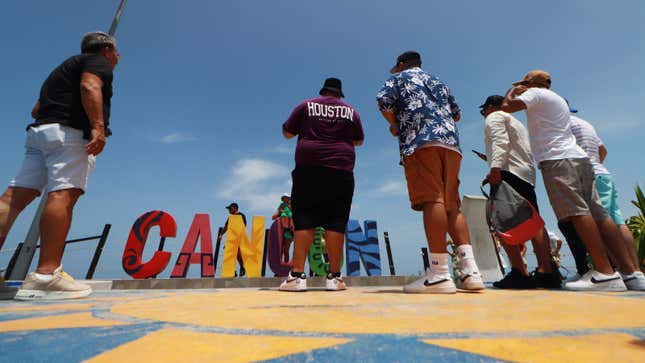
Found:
[9,124,96,194]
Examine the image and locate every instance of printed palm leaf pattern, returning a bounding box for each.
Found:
[376,68,461,160]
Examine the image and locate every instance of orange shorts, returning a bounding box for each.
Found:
[403,146,462,212]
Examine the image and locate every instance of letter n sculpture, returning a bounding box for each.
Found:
[221,215,265,277]
[345,220,382,276]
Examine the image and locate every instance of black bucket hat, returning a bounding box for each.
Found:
[319,77,345,98]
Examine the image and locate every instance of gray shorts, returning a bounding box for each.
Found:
[539,158,608,222]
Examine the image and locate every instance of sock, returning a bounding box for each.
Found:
[327,272,341,279]
[33,272,55,282]
[290,270,305,279]
[429,253,450,278]
[456,244,480,275]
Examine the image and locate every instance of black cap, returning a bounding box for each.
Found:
[479,95,504,109]
[390,51,421,73]
[225,203,239,210]
[319,77,345,98]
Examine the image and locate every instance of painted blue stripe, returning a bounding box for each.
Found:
[259,335,511,363]
[0,323,164,363]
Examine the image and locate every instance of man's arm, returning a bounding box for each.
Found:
[80,72,106,156]
[31,101,40,119]
[501,86,527,114]
[380,110,399,137]
[485,114,511,184]
[447,90,461,122]
[599,145,607,163]
[283,129,296,139]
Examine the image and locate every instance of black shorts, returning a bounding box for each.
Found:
[290,165,354,233]
[501,170,539,213]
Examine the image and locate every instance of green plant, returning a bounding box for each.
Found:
[626,185,645,270]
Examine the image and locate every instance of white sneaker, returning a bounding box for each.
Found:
[403,271,456,294]
[14,266,92,301]
[622,271,645,291]
[564,270,627,292]
[456,272,485,291]
[279,272,307,292]
[325,274,347,291]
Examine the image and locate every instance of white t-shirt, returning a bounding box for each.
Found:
[569,115,609,175]
[516,88,587,162]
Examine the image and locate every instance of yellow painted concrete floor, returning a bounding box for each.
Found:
[1,287,644,362]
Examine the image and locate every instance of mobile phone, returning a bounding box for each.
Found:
[471,150,487,161]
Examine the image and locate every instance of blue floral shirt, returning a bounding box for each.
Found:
[376,67,461,160]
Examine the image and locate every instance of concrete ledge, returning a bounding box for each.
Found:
[110,275,419,290]
[82,280,113,291]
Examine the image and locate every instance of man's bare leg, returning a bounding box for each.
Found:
[531,229,554,273]
[446,209,469,247]
[619,224,640,268]
[424,202,448,253]
[324,231,344,273]
[570,215,614,274]
[291,229,315,273]
[501,243,529,275]
[0,187,40,250]
[36,189,82,274]
[596,218,638,274]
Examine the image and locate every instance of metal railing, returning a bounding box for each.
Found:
[3,224,111,280]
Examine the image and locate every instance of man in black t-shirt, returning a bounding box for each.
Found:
[0,32,120,301]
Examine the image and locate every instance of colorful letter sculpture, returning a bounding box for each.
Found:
[170,214,215,278]
[345,220,382,276]
[267,220,292,277]
[122,211,177,279]
[307,227,345,276]
[221,215,265,278]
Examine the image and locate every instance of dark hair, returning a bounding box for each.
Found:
[81,31,117,54]
[320,89,342,98]
[403,58,422,68]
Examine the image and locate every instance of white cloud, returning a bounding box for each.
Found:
[375,180,406,195]
[272,144,292,154]
[217,158,291,213]
[159,132,196,144]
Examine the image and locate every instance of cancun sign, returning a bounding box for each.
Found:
[121,211,384,279]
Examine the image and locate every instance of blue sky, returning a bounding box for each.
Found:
[1,1,644,279]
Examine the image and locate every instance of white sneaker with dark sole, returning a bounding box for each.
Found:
[326,276,347,291]
[456,272,485,291]
[279,273,307,292]
[564,270,627,292]
[14,266,91,301]
[403,272,456,294]
[622,271,645,291]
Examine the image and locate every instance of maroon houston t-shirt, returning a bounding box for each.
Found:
[283,96,364,172]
